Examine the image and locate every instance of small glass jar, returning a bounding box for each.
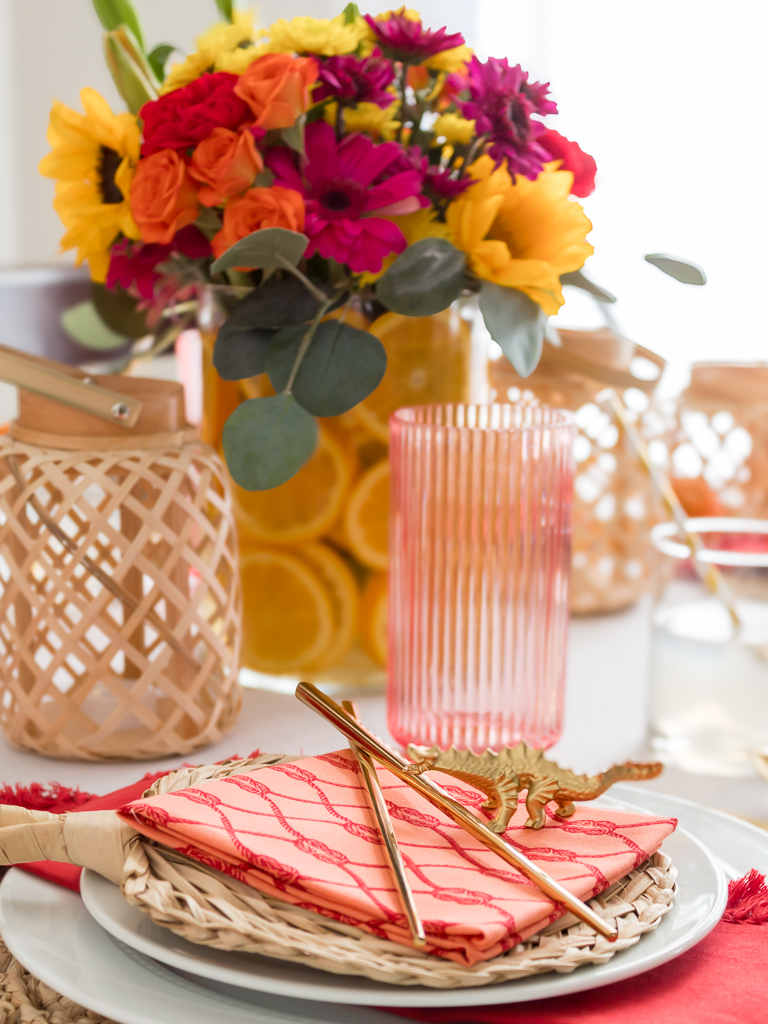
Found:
[649,517,768,776]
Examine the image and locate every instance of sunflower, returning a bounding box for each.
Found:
[446,154,593,314]
[39,88,140,282]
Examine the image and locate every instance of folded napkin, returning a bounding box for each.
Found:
[120,749,676,965]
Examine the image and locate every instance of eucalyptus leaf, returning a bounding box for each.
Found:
[214,321,275,380]
[479,282,547,378]
[210,227,309,274]
[147,43,175,82]
[267,321,387,417]
[92,282,148,339]
[222,394,317,490]
[377,238,466,316]
[560,269,617,304]
[228,277,329,330]
[92,0,144,48]
[645,253,707,285]
[61,301,127,351]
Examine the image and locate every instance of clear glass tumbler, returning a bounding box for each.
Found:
[388,403,576,751]
[649,517,768,776]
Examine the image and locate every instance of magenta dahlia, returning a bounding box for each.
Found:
[363,10,464,64]
[315,51,396,109]
[266,121,424,274]
[458,56,558,177]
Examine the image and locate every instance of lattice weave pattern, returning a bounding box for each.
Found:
[0,437,241,760]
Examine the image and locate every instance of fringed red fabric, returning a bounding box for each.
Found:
[0,782,97,812]
[723,869,768,924]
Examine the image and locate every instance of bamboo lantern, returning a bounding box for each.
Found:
[490,329,671,614]
[0,347,241,760]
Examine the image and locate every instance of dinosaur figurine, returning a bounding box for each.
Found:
[405,741,663,831]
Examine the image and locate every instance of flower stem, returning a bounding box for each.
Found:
[397,62,409,143]
[283,297,335,394]
[459,134,487,179]
[276,256,329,304]
[335,103,345,141]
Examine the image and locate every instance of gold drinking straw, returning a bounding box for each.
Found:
[296,683,618,942]
[597,388,743,629]
[342,700,426,948]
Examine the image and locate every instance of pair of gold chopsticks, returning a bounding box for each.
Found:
[296,683,618,946]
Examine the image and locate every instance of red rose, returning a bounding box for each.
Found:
[140,72,251,156]
[539,129,597,198]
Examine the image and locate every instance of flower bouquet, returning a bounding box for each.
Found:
[42,0,598,494]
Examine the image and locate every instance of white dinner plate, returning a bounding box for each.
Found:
[0,787,745,1024]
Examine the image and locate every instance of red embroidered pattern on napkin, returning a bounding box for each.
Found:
[120,750,676,966]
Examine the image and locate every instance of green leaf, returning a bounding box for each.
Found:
[92,0,144,48]
[210,227,310,274]
[91,282,148,339]
[215,0,234,22]
[342,2,360,23]
[306,98,334,124]
[222,394,317,490]
[214,322,275,380]
[377,238,466,316]
[560,269,617,304]
[61,301,127,351]
[281,119,305,157]
[254,168,275,187]
[103,27,158,113]
[147,43,175,83]
[228,277,330,330]
[479,282,547,378]
[645,253,707,285]
[267,321,387,417]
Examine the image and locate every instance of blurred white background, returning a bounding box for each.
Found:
[1,0,765,394]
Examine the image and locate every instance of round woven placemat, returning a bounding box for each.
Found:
[120,756,678,989]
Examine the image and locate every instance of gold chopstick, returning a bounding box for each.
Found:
[342,700,426,949]
[296,683,618,943]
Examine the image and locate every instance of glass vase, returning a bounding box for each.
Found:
[201,301,487,689]
[388,402,575,751]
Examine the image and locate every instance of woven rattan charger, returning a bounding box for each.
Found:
[0,754,676,991]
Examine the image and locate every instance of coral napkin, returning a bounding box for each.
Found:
[120,749,676,965]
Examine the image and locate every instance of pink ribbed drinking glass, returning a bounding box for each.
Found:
[388,403,575,752]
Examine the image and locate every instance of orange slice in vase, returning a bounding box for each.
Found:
[343,459,389,571]
[359,571,388,666]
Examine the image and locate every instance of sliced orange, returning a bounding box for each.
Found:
[299,542,359,671]
[240,548,335,673]
[355,309,473,441]
[343,459,389,570]
[360,572,387,666]
[233,423,357,546]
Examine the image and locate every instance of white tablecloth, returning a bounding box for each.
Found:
[1,598,767,822]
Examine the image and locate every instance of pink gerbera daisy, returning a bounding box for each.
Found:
[266,121,424,274]
[364,10,464,64]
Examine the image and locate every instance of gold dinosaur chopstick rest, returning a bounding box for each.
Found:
[405,742,663,832]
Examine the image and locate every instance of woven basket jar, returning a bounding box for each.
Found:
[0,373,242,760]
[489,329,671,614]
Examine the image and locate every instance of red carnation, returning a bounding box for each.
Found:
[539,129,597,197]
[140,73,251,156]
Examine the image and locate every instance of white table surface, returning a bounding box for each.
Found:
[1,597,767,823]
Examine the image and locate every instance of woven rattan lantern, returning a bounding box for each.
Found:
[0,347,241,760]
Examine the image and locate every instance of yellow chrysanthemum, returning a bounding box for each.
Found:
[39,88,140,282]
[432,112,475,146]
[325,101,401,141]
[446,155,593,314]
[265,14,368,56]
[358,207,450,284]
[424,44,472,73]
[161,10,266,93]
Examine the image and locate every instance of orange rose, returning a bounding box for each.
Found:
[189,127,264,207]
[212,186,306,262]
[234,53,318,132]
[131,149,198,244]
